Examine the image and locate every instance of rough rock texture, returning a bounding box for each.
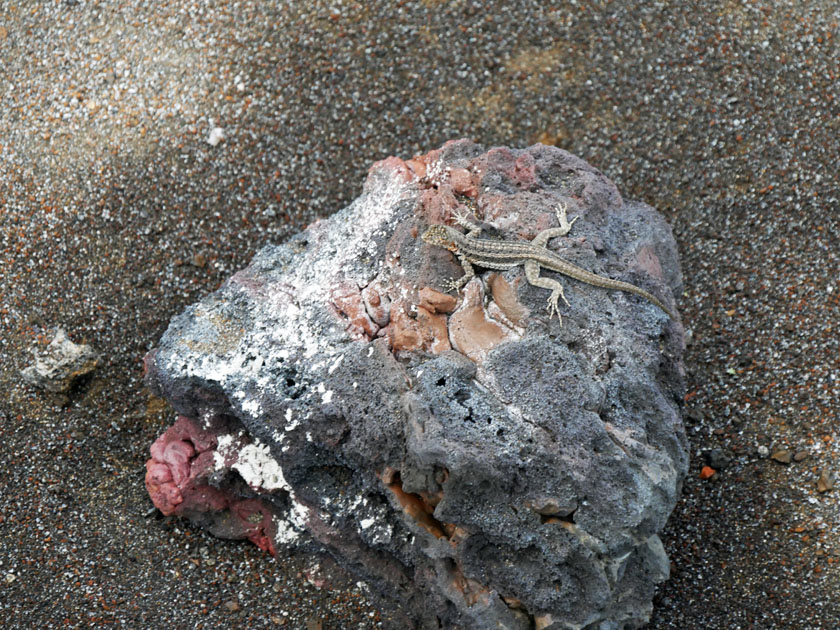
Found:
[144,140,688,630]
[21,328,100,393]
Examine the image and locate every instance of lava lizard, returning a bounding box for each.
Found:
[421,203,674,323]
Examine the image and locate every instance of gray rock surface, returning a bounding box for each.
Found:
[145,140,688,629]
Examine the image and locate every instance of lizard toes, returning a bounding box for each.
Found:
[444,279,462,294]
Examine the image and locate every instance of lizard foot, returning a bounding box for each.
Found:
[546,299,564,325]
[444,277,465,294]
[451,209,479,230]
[546,289,569,322]
[555,202,579,236]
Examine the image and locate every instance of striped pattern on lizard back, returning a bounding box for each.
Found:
[420,204,674,323]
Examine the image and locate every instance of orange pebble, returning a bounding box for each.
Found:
[699,466,717,479]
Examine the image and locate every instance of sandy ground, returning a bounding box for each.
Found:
[1,1,839,628]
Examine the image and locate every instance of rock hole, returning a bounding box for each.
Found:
[539,507,577,525]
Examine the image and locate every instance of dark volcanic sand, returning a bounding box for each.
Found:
[1,2,838,628]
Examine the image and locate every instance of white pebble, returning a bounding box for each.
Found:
[207,127,225,146]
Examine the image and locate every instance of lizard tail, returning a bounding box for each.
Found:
[566,266,674,319]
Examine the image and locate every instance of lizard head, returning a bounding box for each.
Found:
[421,224,459,252]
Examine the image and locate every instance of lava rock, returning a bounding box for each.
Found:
[817,471,834,493]
[771,449,792,465]
[704,448,733,470]
[144,140,688,630]
[21,328,100,393]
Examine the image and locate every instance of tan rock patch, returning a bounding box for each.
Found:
[487,274,528,325]
[418,287,457,313]
[449,281,519,363]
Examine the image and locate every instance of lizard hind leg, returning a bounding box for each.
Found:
[524,260,570,321]
[532,202,580,249]
[554,202,578,235]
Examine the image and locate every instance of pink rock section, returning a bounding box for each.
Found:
[375,143,562,359]
[145,415,280,555]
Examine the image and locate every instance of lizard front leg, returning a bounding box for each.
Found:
[444,254,476,293]
[451,209,483,238]
[524,260,569,322]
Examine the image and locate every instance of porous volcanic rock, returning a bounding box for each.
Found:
[144,140,688,630]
